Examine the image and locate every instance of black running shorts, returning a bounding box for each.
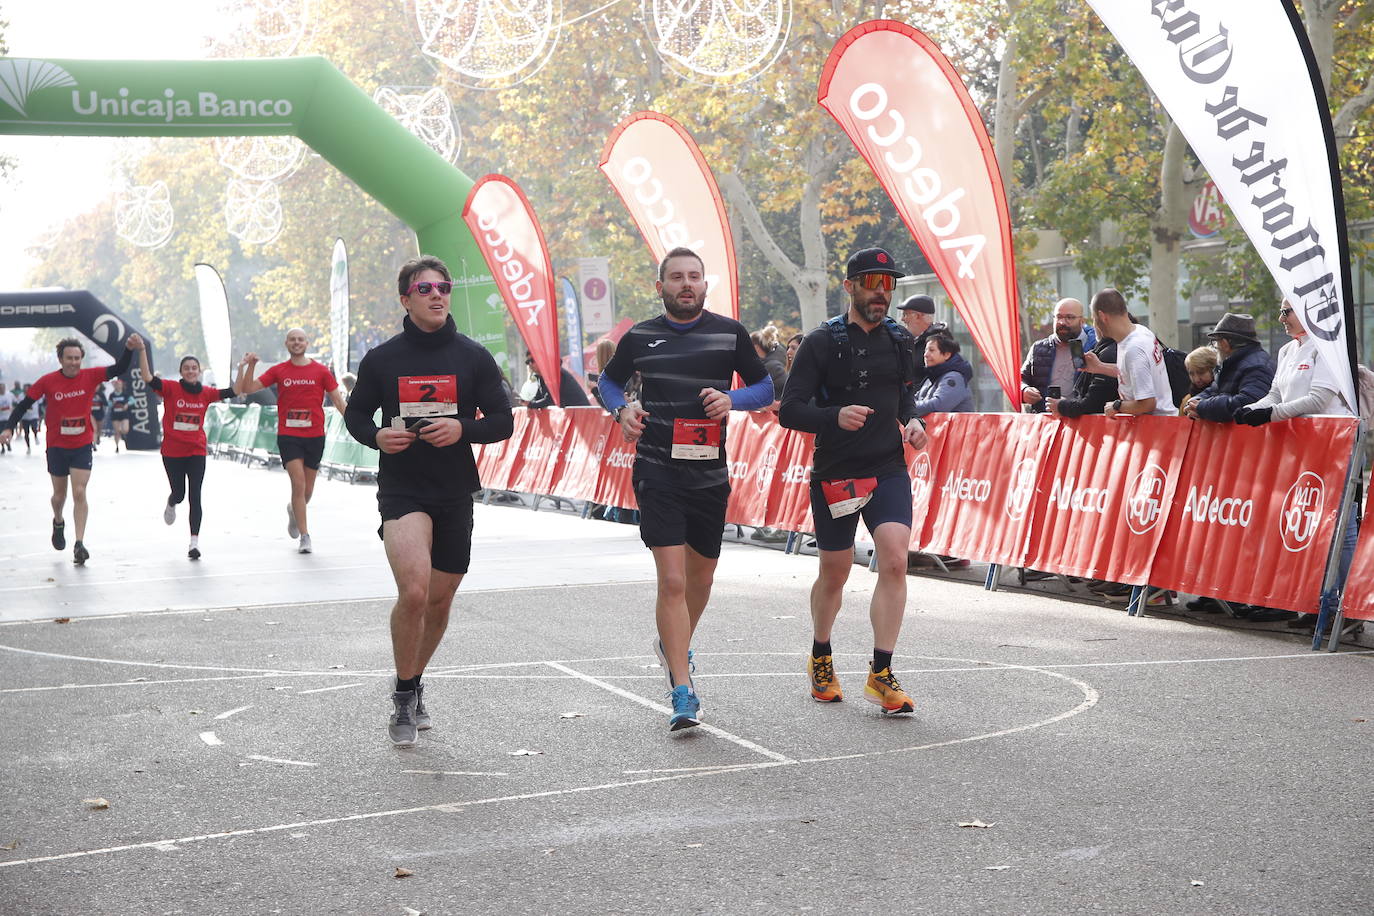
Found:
[634,480,730,559]
[277,434,325,470]
[808,470,913,552]
[47,445,94,477]
[378,496,475,575]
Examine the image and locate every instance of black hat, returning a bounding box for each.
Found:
[1206,312,1260,344]
[898,294,935,314]
[845,247,903,279]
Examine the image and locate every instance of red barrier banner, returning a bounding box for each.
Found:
[461,174,561,405]
[906,413,952,548]
[481,408,532,492]
[599,111,738,320]
[1339,483,1374,621]
[764,427,815,532]
[919,413,1060,566]
[1151,418,1358,612]
[508,408,569,495]
[592,422,638,510]
[548,408,613,501]
[818,21,1020,407]
[724,412,786,527]
[1022,415,1193,584]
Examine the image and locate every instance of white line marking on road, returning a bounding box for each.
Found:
[0,674,283,694]
[213,705,254,720]
[199,732,223,746]
[542,660,796,765]
[245,755,317,767]
[622,764,763,775]
[0,563,390,594]
[295,683,363,695]
[401,770,510,777]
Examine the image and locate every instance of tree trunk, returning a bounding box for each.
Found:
[1148,122,1190,348]
[992,0,1021,189]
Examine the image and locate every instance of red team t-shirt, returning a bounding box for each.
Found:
[256,360,339,437]
[153,378,230,457]
[27,366,107,449]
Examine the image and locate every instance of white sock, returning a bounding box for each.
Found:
[189,536,199,548]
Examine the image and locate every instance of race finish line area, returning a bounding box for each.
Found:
[1,450,1371,915]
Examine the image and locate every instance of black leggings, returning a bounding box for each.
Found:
[163,455,207,535]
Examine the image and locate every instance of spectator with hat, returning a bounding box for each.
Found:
[1181,312,1273,423]
[895,294,948,388]
[1020,297,1096,413]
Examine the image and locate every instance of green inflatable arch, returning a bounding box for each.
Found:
[0,56,506,361]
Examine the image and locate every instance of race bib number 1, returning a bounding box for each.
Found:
[671,418,721,460]
[821,477,878,518]
[398,375,458,418]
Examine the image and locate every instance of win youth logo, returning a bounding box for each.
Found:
[909,451,932,505]
[1004,458,1038,522]
[755,444,778,495]
[1125,463,1168,535]
[0,60,76,117]
[1280,471,1324,553]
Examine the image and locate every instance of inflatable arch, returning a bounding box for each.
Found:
[0,56,507,360]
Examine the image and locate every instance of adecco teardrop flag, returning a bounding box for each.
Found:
[818,21,1020,407]
[462,175,560,404]
[599,111,738,320]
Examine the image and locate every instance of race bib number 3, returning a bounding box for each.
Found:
[173,412,202,432]
[284,408,313,428]
[821,477,878,518]
[60,417,87,436]
[398,375,458,418]
[671,418,721,460]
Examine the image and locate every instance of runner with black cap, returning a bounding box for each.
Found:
[780,247,928,715]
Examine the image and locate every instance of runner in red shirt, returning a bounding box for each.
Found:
[1,334,141,565]
[136,339,240,560]
[237,328,346,554]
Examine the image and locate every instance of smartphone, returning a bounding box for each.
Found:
[406,417,433,432]
[1069,338,1085,370]
[1046,386,1062,400]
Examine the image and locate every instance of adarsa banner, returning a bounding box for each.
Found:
[1081,0,1359,412]
[818,21,1020,408]
[462,174,561,404]
[599,111,739,320]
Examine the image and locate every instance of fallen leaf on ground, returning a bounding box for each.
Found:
[984,865,1011,871]
[959,820,995,828]
[558,712,585,719]
[130,677,148,682]
[508,749,543,756]
[393,867,414,878]
[82,798,110,810]
[45,578,55,583]
[1,839,18,850]
[1190,880,1205,887]
[53,617,70,623]
[1354,718,1366,723]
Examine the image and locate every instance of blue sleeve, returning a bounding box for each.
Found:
[597,373,627,413]
[729,375,775,411]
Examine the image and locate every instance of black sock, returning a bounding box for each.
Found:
[396,676,418,692]
[873,649,894,673]
[811,640,832,658]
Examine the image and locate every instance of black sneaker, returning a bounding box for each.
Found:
[51,520,66,551]
[73,541,89,566]
[1185,596,1223,613]
[188,546,201,560]
[1247,607,1298,623]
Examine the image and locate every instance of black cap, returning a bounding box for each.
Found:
[845,247,903,279]
[898,294,935,314]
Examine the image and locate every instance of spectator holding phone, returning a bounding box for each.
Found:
[1020,297,1095,413]
[1048,332,1120,419]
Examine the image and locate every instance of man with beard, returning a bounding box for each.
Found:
[780,248,929,716]
[1020,297,1095,412]
[597,246,773,732]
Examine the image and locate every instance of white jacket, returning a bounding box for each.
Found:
[1248,334,1352,419]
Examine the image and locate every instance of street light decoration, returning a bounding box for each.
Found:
[415,0,562,89]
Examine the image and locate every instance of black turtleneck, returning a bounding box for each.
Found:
[344,315,514,503]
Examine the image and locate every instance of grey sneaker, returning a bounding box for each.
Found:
[298,534,312,554]
[414,682,431,730]
[286,505,300,539]
[389,690,418,747]
[163,501,176,525]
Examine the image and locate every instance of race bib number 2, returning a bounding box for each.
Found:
[821,477,878,518]
[398,375,458,418]
[671,418,721,460]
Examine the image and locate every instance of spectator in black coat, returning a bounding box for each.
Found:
[1047,336,1119,418]
[1182,313,1273,423]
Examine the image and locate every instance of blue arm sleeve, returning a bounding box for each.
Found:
[728,375,775,411]
[597,373,627,413]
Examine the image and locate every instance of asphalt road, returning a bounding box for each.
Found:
[0,444,1371,915]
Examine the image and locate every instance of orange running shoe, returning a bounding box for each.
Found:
[807,654,843,702]
[864,665,914,714]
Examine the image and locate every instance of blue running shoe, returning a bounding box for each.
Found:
[668,684,701,731]
[652,638,696,691]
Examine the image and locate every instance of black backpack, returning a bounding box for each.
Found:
[817,314,916,406]
[1158,341,1190,408]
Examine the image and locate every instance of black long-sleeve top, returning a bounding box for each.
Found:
[779,319,916,481]
[1055,337,1120,418]
[344,315,513,504]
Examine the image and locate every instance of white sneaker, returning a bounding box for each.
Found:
[298,534,312,554]
[163,501,176,525]
[286,505,300,539]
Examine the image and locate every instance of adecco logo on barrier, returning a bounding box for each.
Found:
[1280,471,1325,552]
[1125,463,1168,535]
[756,444,779,495]
[1004,458,1038,522]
